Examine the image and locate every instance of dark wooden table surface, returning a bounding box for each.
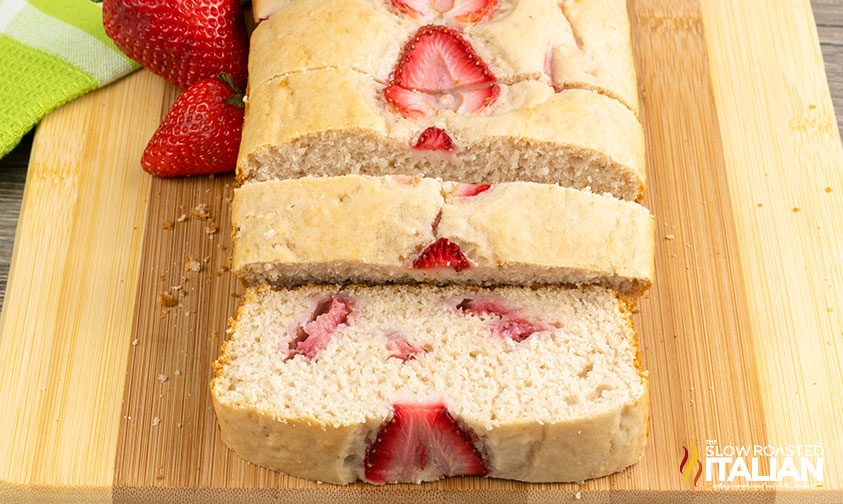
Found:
[0,2,841,310]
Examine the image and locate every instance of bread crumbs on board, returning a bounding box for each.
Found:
[191,203,212,221]
[184,257,202,273]
[158,292,178,308]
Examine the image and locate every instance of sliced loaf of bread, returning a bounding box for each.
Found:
[248,0,639,114]
[212,284,649,484]
[232,175,655,294]
[239,74,645,199]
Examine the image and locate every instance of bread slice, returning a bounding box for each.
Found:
[232,175,654,294]
[239,72,645,200]
[248,0,639,114]
[212,284,649,484]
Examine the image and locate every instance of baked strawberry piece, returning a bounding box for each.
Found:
[455,296,551,342]
[384,331,425,361]
[364,403,487,484]
[385,25,500,119]
[412,127,455,152]
[451,183,491,197]
[412,238,472,272]
[390,0,499,24]
[286,294,354,359]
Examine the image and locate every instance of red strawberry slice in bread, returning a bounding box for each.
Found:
[452,183,491,196]
[456,85,500,113]
[385,85,499,119]
[490,316,550,343]
[364,403,487,484]
[384,331,424,361]
[390,0,499,24]
[447,0,499,23]
[412,127,455,151]
[287,295,353,359]
[412,238,472,272]
[386,25,499,119]
[392,25,494,92]
[384,85,437,119]
[456,297,510,316]
[456,296,551,342]
[544,50,563,92]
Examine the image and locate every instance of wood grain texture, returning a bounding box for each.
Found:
[0,131,32,313]
[0,159,27,311]
[1,0,842,502]
[812,0,843,31]
[813,0,843,133]
[700,0,843,487]
[0,71,163,490]
[628,0,771,489]
[114,173,244,492]
[820,43,843,127]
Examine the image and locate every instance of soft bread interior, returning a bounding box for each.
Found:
[213,284,647,428]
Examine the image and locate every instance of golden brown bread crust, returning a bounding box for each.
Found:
[617,293,651,441]
[248,0,639,113]
[237,69,646,200]
[212,390,649,484]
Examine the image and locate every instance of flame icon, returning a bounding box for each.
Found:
[680,444,703,487]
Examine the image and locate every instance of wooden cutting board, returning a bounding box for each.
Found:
[1,0,842,502]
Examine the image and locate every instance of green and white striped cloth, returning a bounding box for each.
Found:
[0,0,139,157]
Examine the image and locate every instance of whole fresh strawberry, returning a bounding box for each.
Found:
[142,73,244,177]
[102,0,248,89]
